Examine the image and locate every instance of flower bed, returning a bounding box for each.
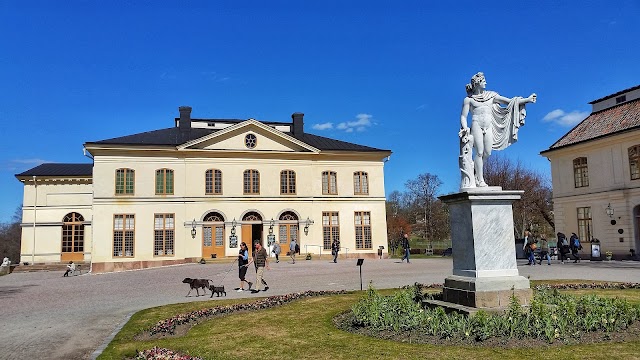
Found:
[148,290,347,336]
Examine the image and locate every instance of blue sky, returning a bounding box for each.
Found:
[1,1,639,223]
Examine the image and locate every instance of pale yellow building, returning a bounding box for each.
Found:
[541,85,640,259]
[16,108,391,272]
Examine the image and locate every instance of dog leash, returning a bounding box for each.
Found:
[209,258,237,287]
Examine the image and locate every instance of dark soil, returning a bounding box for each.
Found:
[333,311,640,348]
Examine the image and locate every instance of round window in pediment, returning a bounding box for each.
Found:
[245,133,257,149]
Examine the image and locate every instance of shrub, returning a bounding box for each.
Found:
[349,284,640,343]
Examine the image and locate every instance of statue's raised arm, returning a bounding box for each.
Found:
[458,72,536,190]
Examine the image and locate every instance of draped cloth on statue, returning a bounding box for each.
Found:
[492,96,526,150]
[470,91,526,151]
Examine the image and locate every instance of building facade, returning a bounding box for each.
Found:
[16,108,391,272]
[541,85,640,259]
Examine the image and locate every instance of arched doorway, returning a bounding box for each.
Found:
[242,211,263,256]
[203,212,225,259]
[279,211,299,255]
[61,212,84,262]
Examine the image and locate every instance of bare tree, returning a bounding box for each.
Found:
[404,173,443,244]
[483,155,554,237]
[0,206,22,263]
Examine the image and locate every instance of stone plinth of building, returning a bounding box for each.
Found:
[436,187,532,313]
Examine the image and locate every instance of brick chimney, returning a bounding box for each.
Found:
[292,112,304,137]
[179,106,192,131]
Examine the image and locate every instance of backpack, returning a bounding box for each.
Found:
[295,243,300,254]
[572,237,581,250]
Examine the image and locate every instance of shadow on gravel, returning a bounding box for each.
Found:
[0,285,37,298]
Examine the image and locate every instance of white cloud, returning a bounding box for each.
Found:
[312,122,334,130]
[336,113,373,132]
[542,109,588,127]
[312,114,375,133]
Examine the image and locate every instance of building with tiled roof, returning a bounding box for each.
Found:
[16,108,391,272]
[541,85,640,260]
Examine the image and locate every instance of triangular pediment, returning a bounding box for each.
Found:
[177,120,320,153]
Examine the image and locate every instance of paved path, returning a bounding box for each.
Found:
[1,258,639,360]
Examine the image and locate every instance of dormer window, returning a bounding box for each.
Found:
[616,95,626,104]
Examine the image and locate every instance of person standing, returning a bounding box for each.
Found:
[537,236,551,265]
[557,232,570,264]
[235,242,252,292]
[249,242,269,293]
[331,238,340,263]
[289,239,297,264]
[401,234,410,263]
[272,241,281,263]
[523,230,536,266]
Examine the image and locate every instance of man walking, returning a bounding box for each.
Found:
[401,234,410,263]
[249,242,269,293]
[289,239,297,264]
[331,238,340,263]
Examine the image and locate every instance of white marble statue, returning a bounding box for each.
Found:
[1,257,10,267]
[459,72,536,189]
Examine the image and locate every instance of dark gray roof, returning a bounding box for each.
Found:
[589,84,640,104]
[87,122,389,152]
[15,163,93,177]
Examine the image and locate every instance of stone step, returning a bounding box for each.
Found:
[11,263,88,273]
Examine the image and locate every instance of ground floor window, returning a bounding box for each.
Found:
[113,214,135,257]
[577,207,592,242]
[154,214,175,256]
[354,211,372,249]
[322,211,339,251]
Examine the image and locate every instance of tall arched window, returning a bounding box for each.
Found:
[155,168,174,194]
[205,169,223,194]
[280,170,296,194]
[62,213,84,258]
[353,171,369,195]
[243,170,260,194]
[573,157,589,188]
[115,168,135,195]
[322,171,338,195]
[629,145,640,180]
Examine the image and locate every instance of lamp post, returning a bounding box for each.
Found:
[229,218,238,247]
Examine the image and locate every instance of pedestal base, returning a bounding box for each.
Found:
[442,275,532,309]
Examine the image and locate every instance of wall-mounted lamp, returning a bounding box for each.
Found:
[267,218,276,246]
[229,218,238,247]
[303,217,313,235]
[190,219,197,239]
[606,203,614,218]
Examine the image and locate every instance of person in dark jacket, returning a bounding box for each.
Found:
[570,232,582,263]
[331,239,340,263]
[401,234,411,263]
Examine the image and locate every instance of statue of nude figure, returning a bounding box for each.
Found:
[459,72,536,188]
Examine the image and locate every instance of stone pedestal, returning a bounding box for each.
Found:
[437,187,532,311]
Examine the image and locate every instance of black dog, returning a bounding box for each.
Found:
[209,285,226,298]
[182,277,209,297]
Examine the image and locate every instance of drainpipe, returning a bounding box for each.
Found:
[32,176,37,264]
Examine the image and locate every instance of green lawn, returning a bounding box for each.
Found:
[99,284,640,360]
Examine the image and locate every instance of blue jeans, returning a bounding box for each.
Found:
[527,251,535,265]
[402,248,410,262]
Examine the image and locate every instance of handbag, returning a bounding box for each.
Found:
[530,243,537,251]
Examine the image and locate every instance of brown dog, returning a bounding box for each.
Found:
[182,277,209,297]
